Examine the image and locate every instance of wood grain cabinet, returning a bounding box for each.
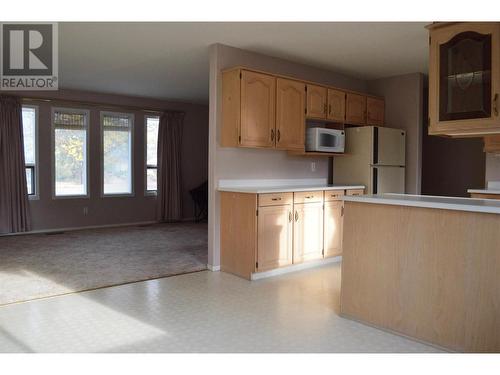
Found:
[345,93,367,125]
[428,22,500,136]
[327,89,346,122]
[306,84,328,119]
[257,204,293,271]
[293,200,324,263]
[324,192,344,258]
[276,78,306,151]
[366,97,385,125]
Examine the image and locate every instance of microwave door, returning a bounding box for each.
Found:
[320,132,338,149]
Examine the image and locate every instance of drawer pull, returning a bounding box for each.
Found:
[305,195,314,199]
[294,211,299,222]
[271,197,282,201]
[289,211,292,222]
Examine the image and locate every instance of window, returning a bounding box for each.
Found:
[53,108,89,197]
[145,115,159,193]
[22,106,37,197]
[102,112,133,196]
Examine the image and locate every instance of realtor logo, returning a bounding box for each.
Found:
[0,23,58,90]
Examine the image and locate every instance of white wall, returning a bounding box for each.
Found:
[207,43,368,268]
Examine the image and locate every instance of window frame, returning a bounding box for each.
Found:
[100,111,135,198]
[51,107,90,200]
[22,104,39,200]
[144,114,160,196]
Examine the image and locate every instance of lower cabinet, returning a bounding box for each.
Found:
[324,200,343,257]
[293,202,324,263]
[220,188,360,280]
[257,204,293,271]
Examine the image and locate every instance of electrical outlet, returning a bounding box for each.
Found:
[83,207,88,216]
[311,162,316,172]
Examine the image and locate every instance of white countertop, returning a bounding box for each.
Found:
[467,189,500,195]
[343,193,500,214]
[218,184,365,194]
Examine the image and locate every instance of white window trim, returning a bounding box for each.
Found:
[144,114,159,197]
[51,107,90,200]
[100,111,135,198]
[23,104,40,201]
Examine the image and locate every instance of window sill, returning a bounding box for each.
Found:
[102,193,135,198]
[52,195,90,200]
[145,191,157,197]
[28,195,39,201]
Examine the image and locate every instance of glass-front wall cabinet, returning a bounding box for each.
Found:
[429,22,500,136]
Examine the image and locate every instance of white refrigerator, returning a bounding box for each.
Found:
[332,126,406,194]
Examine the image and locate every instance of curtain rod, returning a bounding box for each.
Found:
[20,96,180,114]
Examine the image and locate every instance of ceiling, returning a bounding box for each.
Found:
[59,22,429,104]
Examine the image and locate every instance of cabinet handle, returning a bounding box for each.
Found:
[494,93,499,117]
[271,197,282,201]
[289,211,292,222]
[294,211,299,222]
[305,195,313,199]
[277,129,281,142]
[271,129,275,141]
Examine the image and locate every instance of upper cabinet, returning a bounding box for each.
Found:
[428,22,500,136]
[240,70,276,148]
[306,84,327,119]
[276,78,306,151]
[346,93,367,125]
[366,97,385,126]
[221,67,385,152]
[327,89,346,122]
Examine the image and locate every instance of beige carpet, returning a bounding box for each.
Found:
[0,222,207,306]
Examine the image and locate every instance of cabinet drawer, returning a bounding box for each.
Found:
[258,192,293,207]
[346,189,364,196]
[294,191,324,204]
[324,190,345,201]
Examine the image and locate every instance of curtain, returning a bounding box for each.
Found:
[157,111,185,222]
[0,96,31,234]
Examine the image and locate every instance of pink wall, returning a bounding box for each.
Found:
[12,89,208,231]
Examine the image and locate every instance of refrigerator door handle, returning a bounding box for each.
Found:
[373,167,378,194]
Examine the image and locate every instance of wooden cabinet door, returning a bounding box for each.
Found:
[276,78,306,151]
[306,84,327,119]
[366,97,385,126]
[293,202,324,263]
[240,70,276,148]
[346,93,367,125]
[324,200,343,257]
[327,89,346,122]
[257,205,293,272]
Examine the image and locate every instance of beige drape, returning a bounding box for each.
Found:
[0,96,31,234]
[157,111,184,222]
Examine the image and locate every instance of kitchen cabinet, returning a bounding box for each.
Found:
[276,78,306,151]
[257,204,293,271]
[306,84,327,119]
[293,191,324,263]
[327,89,346,122]
[324,200,343,258]
[483,134,500,153]
[346,93,367,125]
[221,69,276,148]
[428,22,500,136]
[220,187,365,279]
[366,97,385,126]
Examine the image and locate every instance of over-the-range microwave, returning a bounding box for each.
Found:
[305,127,345,153]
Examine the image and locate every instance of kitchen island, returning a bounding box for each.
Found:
[340,194,500,352]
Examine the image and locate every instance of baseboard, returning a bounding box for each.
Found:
[207,264,221,272]
[1,220,159,237]
[250,256,342,280]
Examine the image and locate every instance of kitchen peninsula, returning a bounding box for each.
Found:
[340,194,500,352]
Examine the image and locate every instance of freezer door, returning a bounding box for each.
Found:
[371,166,405,194]
[374,127,406,166]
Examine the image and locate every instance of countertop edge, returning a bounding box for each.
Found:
[217,185,365,194]
[467,189,500,195]
[343,195,500,215]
